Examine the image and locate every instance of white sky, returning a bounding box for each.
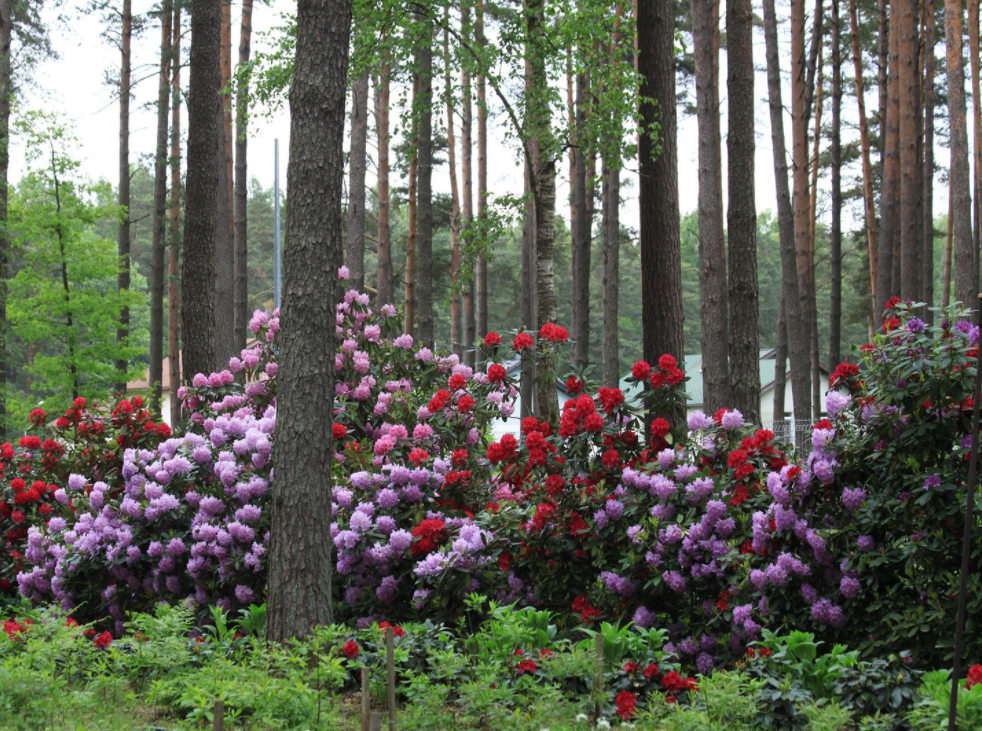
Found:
[13,0,963,243]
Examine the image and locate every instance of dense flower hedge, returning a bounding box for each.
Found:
[3,282,980,670]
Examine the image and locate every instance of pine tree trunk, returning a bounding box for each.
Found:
[376,55,392,306]
[878,2,900,309]
[347,69,369,292]
[183,0,225,381]
[416,16,435,349]
[462,3,475,367]
[968,0,981,295]
[850,0,879,310]
[693,0,729,411]
[830,0,842,367]
[405,77,418,336]
[899,0,919,299]
[445,23,462,357]
[809,57,823,419]
[0,0,10,437]
[116,0,132,393]
[773,299,787,429]
[475,0,488,364]
[266,0,353,642]
[878,0,889,162]
[946,0,975,307]
[791,0,814,419]
[764,0,811,423]
[638,0,683,426]
[222,0,235,331]
[726,0,760,423]
[913,15,924,302]
[944,191,954,306]
[150,0,173,415]
[521,152,537,418]
[923,0,936,314]
[572,64,590,370]
[168,4,182,425]
[601,4,624,390]
[234,0,253,353]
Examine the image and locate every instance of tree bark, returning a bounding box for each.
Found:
[375,55,392,306]
[183,0,226,381]
[774,300,788,429]
[234,0,253,353]
[764,0,811,423]
[898,0,919,299]
[150,0,173,415]
[0,0,10,436]
[830,0,842,367]
[346,69,369,292]
[968,0,981,296]
[475,0,488,364]
[168,3,182,425]
[878,0,900,308]
[445,23,462,357]
[266,0,353,642]
[638,0,683,427]
[416,17,435,350]
[792,0,814,418]
[944,190,954,306]
[693,0,729,412]
[878,0,889,161]
[222,0,234,274]
[850,0,879,311]
[405,77,418,336]
[116,0,132,393]
[726,0,760,423]
[809,56,823,418]
[923,0,936,314]
[572,64,590,370]
[601,4,624,390]
[946,0,975,307]
[462,2,475,367]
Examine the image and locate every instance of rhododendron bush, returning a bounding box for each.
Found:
[5,284,980,669]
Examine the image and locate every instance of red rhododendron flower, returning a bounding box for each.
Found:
[666,367,684,385]
[521,417,541,434]
[885,296,902,309]
[378,622,406,637]
[967,663,982,689]
[882,317,901,332]
[94,631,113,648]
[332,423,347,441]
[513,332,534,350]
[449,373,467,391]
[602,448,621,468]
[457,395,475,412]
[644,663,660,679]
[10,478,25,493]
[483,332,501,347]
[615,690,637,720]
[583,413,604,433]
[727,449,748,468]
[830,362,860,388]
[631,361,651,381]
[814,418,833,431]
[65,618,78,628]
[11,511,24,524]
[597,387,624,414]
[411,519,448,555]
[29,408,46,426]
[487,363,506,382]
[650,371,666,388]
[408,448,429,466]
[451,448,469,466]
[539,323,570,342]
[517,659,538,674]
[658,354,677,371]
[156,423,173,438]
[566,376,584,394]
[624,661,641,674]
[18,436,41,450]
[342,640,360,658]
[650,418,670,440]
[428,389,451,413]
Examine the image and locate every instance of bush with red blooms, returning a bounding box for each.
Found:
[1,394,172,598]
[967,664,982,690]
[614,690,636,719]
[342,640,360,659]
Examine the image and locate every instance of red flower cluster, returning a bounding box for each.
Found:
[378,621,405,637]
[660,670,698,692]
[623,661,641,675]
[967,664,982,689]
[830,361,860,388]
[487,363,507,382]
[487,434,518,463]
[342,640,360,658]
[649,354,685,389]
[650,418,670,440]
[483,331,502,347]
[631,361,651,381]
[332,423,347,441]
[428,389,451,413]
[539,323,569,343]
[457,395,475,412]
[597,387,625,415]
[643,663,660,679]
[513,332,534,350]
[566,376,584,394]
[94,631,113,648]
[615,690,636,720]
[449,373,467,391]
[560,394,599,438]
[530,502,556,532]
[410,518,448,556]
[408,448,429,466]
[572,596,602,623]
[517,659,538,674]
[745,646,772,659]
[3,618,32,638]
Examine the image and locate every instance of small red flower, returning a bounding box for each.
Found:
[513,332,534,350]
[449,373,467,391]
[650,418,670,440]
[517,659,538,674]
[342,640,360,659]
[333,423,347,441]
[487,363,507,382]
[624,661,641,674]
[94,631,113,649]
[29,408,46,426]
[408,448,429,466]
[631,361,651,381]
[457,395,475,412]
[615,690,637,720]
[644,663,660,679]
[483,332,501,347]
[566,376,584,394]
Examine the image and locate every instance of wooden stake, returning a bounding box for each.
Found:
[361,667,370,731]
[213,699,224,731]
[594,632,604,721]
[386,626,396,731]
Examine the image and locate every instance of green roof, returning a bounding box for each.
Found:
[619,349,781,408]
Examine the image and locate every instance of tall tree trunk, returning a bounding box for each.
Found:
[266,0,353,642]
[168,3,181,425]
[347,70,369,292]
[116,0,132,393]
[234,0,253,353]
[878,0,889,160]
[913,14,924,301]
[52,164,79,401]
[475,0,488,364]
[878,1,901,309]
[830,0,842,367]
[791,0,814,419]
[774,300,788,429]
[946,0,975,307]
[405,78,418,335]
[968,0,981,293]
[850,0,879,311]
[462,2,475,367]
[764,0,811,423]
[0,0,10,437]
[809,56,823,418]
[445,23,462,357]
[692,0,729,411]
[527,0,559,423]
[899,0,920,299]
[150,0,173,415]
[726,0,760,422]
[376,54,392,306]
[638,0,683,427]
[521,152,537,418]
[923,0,936,314]
[222,0,234,325]
[945,190,954,306]
[417,16,435,349]
[183,0,226,381]
[572,64,590,369]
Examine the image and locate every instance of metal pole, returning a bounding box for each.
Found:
[274,138,281,311]
[948,292,982,731]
